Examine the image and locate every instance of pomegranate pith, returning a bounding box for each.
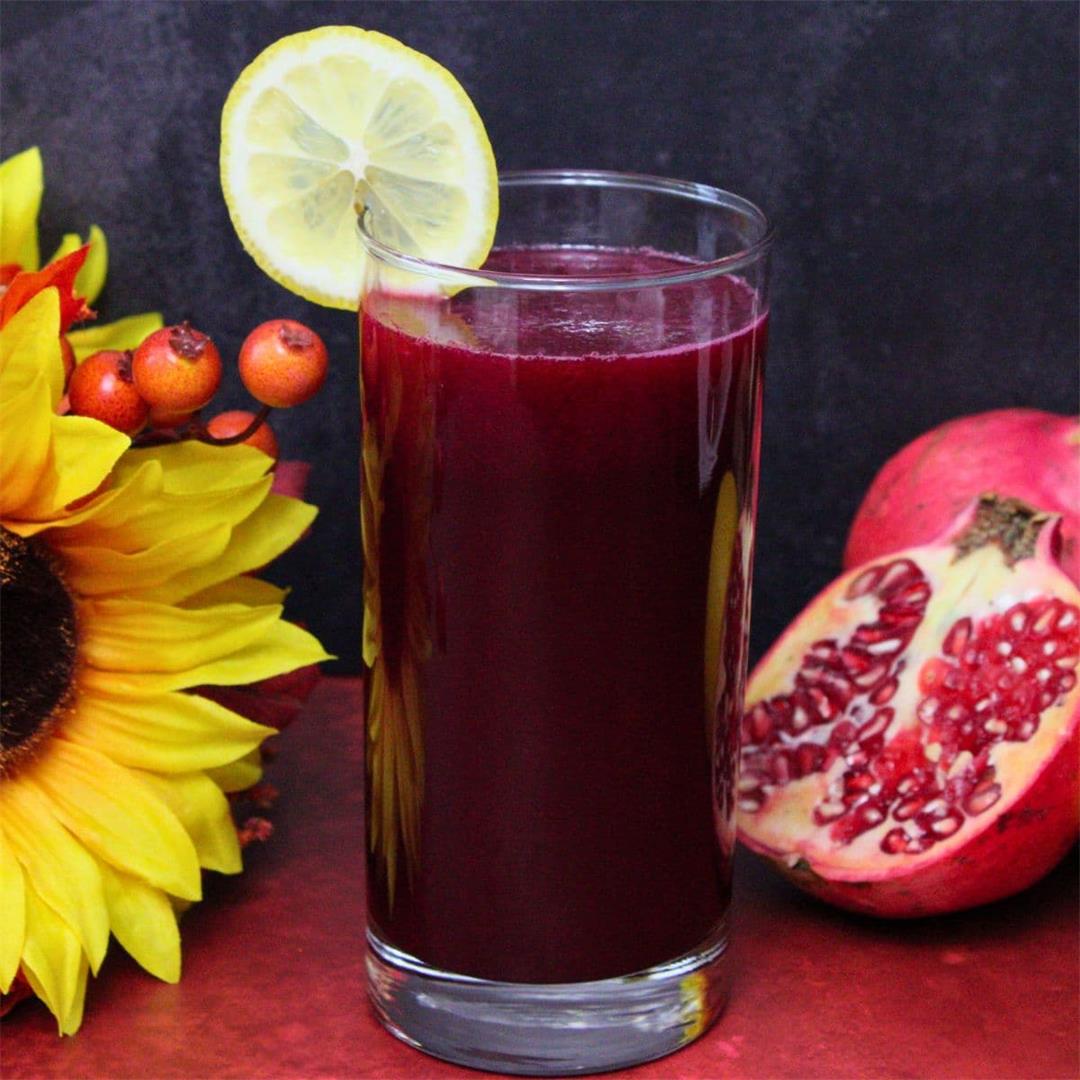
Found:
[739,497,1080,917]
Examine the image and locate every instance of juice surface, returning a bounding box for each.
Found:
[361,247,767,983]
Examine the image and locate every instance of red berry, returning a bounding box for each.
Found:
[132,322,222,412]
[59,336,76,389]
[206,409,279,460]
[238,319,327,408]
[68,350,149,436]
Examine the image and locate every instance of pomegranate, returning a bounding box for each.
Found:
[844,409,1079,584]
[738,496,1079,917]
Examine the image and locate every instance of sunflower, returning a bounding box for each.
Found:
[0,157,330,1034]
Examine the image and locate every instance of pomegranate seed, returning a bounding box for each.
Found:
[857,708,893,742]
[881,827,909,854]
[841,647,873,674]
[748,704,772,743]
[893,580,932,607]
[772,753,792,785]
[789,703,811,733]
[1007,605,1030,633]
[807,687,835,720]
[903,832,934,854]
[860,734,885,756]
[852,662,890,690]
[1032,606,1057,635]
[828,720,857,749]
[796,743,825,776]
[875,560,922,598]
[869,677,899,705]
[963,782,1002,816]
[929,811,964,838]
[841,801,886,838]
[893,797,927,821]
[845,565,885,600]
[845,771,875,794]
[1057,609,1077,630]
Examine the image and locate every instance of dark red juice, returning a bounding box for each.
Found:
[362,247,766,984]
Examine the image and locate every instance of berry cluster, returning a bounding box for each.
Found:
[66,318,328,460]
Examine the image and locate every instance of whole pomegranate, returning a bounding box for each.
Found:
[738,496,1079,917]
[844,409,1079,584]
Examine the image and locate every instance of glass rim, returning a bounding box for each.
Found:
[357,169,773,292]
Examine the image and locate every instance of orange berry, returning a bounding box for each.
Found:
[68,350,149,436]
[132,322,222,412]
[238,319,327,408]
[206,409,279,460]
[149,406,195,430]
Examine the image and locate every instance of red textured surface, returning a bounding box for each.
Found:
[3,678,1077,1079]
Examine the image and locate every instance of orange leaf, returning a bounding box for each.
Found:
[0,247,94,331]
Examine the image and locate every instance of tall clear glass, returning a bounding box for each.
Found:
[359,171,771,1075]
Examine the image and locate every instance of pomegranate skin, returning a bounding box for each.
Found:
[844,410,1079,584]
[739,502,1080,919]
[746,717,1078,918]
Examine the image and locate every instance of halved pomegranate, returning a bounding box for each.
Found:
[738,496,1079,917]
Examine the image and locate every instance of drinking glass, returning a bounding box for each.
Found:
[359,171,771,1075]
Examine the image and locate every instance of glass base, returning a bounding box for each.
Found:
[365,921,729,1076]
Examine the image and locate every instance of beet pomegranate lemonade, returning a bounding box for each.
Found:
[360,173,771,1074]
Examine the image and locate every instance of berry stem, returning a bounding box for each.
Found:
[197,404,273,446]
[131,405,274,449]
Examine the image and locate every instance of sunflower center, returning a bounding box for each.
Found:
[0,525,77,772]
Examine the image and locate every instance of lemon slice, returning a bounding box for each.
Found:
[220,26,498,309]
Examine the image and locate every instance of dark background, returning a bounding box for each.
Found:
[3,1,1076,673]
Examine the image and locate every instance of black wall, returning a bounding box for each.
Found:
[3,2,1077,673]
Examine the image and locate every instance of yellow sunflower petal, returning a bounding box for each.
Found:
[20,883,89,1036]
[32,740,201,901]
[0,374,52,518]
[183,575,288,609]
[58,522,232,596]
[49,474,272,562]
[48,231,81,262]
[0,146,43,270]
[9,458,162,538]
[136,771,242,875]
[79,618,332,695]
[144,494,317,603]
[0,831,26,991]
[99,862,180,983]
[67,310,164,363]
[80,599,284,673]
[24,414,130,521]
[124,439,273,494]
[76,225,107,304]
[0,286,63,403]
[0,778,109,973]
[205,749,264,793]
[46,226,106,304]
[65,685,273,773]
